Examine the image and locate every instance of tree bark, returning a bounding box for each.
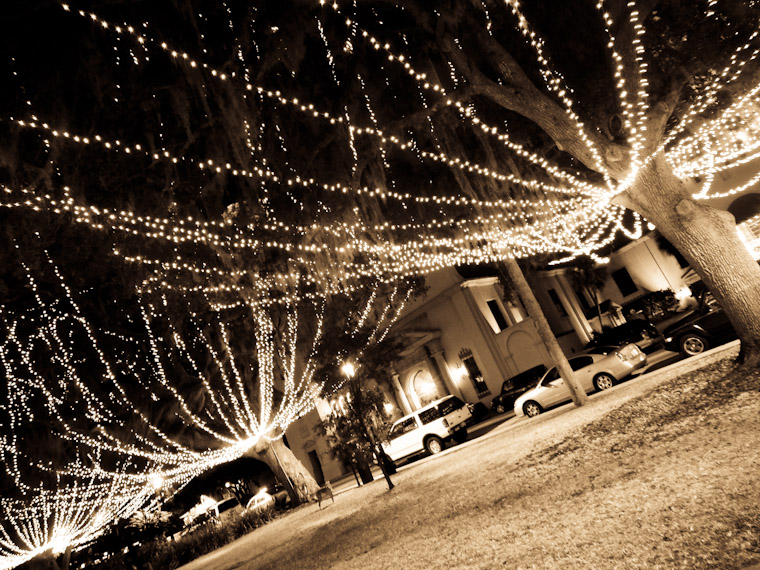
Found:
[501,258,588,407]
[20,551,61,570]
[248,437,320,505]
[620,152,760,366]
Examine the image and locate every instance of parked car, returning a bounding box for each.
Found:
[207,497,243,523]
[490,364,548,414]
[246,490,275,513]
[662,301,735,357]
[466,401,489,424]
[585,320,662,353]
[382,395,472,464]
[514,344,647,418]
[270,484,291,507]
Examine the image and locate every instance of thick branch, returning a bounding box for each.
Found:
[441,28,630,180]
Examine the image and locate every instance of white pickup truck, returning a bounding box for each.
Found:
[382,396,472,463]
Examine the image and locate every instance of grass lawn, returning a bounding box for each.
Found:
[179,350,760,570]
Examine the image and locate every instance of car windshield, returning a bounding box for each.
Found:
[540,368,560,386]
[419,406,442,425]
[592,346,620,355]
[437,396,465,415]
[389,417,416,439]
[218,499,238,513]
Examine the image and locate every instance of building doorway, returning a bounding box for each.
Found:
[410,368,443,408]
[307,450,325,486]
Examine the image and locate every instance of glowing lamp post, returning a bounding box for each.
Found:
[148,472,164,492]
[340,361,356,379]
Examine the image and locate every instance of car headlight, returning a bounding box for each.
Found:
[664,336,673,343]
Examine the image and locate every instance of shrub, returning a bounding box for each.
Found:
[88,507,278,570]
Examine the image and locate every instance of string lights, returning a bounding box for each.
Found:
[3,2,760,563]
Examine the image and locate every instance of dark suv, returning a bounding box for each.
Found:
[491,364,547,414]
[585,320,662,353]
[662,295,735,356]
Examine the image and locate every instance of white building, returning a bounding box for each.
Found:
[284,181,760,484]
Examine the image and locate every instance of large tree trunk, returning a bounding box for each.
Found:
[247,437,319,505]
[502,258,588,407]
[620,152,760,366]
[19,550,61,570]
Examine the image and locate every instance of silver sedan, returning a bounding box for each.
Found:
[514,344,647,418]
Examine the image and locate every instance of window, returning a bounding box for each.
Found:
[437,396,466,416]
[611,267,638,296]
[218,499,238,514]
[568,356,593,370]
[486,299,509,331]
[459,348,490,397]
[504,364,548,392]
[548,288,568,317]
[419,406,441,425]
[541,368,560,386]
[389,417,417,439]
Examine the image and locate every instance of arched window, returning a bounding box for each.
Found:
[411,369,441,407]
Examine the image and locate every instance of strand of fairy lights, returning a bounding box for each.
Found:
[131,203,629,291]
[662,28,760,150]
[596,0,647,171]
[0,191,632,303]
[6,299,196,468]
[668,90,760,173]
[668,86,760,184]
[326,8,604,196]
[503,0,615,192]
[0,471,159,570]
[0,185,620,284]
[53,1,760,266]
[337,0,760,207]
[26,6,616,266]
[10,116,590,216]
[61,3,600,202]
[3,318,205,567]
[2,267,332,562]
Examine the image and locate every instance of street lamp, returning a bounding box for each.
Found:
[340,361,355,378]
[148,472,164,492]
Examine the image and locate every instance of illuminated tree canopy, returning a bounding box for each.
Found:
[3,0,760,565]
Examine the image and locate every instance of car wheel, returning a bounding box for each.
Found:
[680,333,709,356]
[452,429,468,444]
[425,436,444,455]
[495,403,506,414]
[593,373,615,391]
[523,401,542,418]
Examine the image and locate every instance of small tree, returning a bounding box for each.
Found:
[317,372,396,490]
[317,395,377,486]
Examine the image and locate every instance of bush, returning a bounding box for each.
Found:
[87,507,278,570]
